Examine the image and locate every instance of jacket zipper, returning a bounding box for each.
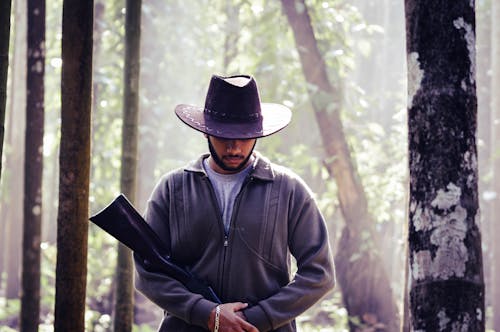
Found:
[228,175,253,241]
[219,176,253,299]
[202,177,226,240]
[202,176,231,300]
[204,175,254,300]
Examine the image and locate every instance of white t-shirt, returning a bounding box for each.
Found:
[203,157,253,234]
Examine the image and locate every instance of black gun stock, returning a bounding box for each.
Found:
[89,194,221,303]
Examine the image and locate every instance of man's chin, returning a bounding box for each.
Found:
[220,159,248,171]
[222,163,244,172]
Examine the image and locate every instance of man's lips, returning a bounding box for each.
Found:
[223,155,244,164]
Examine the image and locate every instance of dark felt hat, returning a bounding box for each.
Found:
[175,74,292,139]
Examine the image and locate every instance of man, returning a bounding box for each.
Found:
[134,74,335,332]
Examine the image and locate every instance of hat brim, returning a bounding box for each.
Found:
[175,103,292,139]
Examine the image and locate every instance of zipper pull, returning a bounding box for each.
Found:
[224,236,229,247]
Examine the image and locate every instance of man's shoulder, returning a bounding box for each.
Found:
[255,153,309,187]
[159,154,208,179]
[266,161,317,204]
[269,161,299,179]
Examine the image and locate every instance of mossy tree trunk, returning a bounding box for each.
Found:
[405,0,485,330]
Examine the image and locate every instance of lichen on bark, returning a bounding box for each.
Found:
[411,183,470,280]
[453,17,476,87]
[407,52,424,107]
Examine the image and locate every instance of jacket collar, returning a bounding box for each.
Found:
[185,151,275,181]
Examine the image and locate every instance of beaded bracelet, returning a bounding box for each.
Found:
[214,305,221,332]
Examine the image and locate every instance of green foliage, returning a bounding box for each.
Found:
[132,324,156,332]
[0,297,19,327]
[0,328,17,332]
[90,1,127,209]
[85,309,112,331]
[40,242,56,319]
[86,226,118,313]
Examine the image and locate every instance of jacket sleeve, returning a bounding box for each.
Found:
[243,179,336,331]
[133,174,217,328]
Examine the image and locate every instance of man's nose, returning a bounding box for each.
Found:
[226,140,241,151]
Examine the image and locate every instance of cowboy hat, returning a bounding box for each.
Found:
[174,74,292,139]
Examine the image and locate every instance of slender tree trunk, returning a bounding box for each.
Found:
[113,0,141,330]
[280,1,400,331]
[0,0,12,179]
[405,1,484,330]
[133,6,165,324]
[491,0,500,330]
[222,0,241,72]
[20,1,45,330]
[0,0,12,290]
[4,92,24,300]
[5,0,27,300]
[402,252,410,332]
[54,0,93,331]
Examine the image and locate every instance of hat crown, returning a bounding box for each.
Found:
[175,73,291,139]
[204,75,262,123]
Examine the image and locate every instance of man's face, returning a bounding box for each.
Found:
[207,135,257,174]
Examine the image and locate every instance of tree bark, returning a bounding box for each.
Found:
[405,1,485,330]
[54,0,93,331]
[0,0,12,289]
[113,0,141,330]
[280,1,400,331]
[4,0,27,300]
[20,1,45,330]
[0,0,12,180]
[491,0,500,330]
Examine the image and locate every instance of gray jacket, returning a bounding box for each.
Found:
[134,152,335,331]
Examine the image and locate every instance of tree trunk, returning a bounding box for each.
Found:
[54,0,93,331]
[0,0,12,290]
[20,1,45,330]
[491,0,500,330]
[113,0,141,330]
[222,0,241,72]
[133,6,165,325]
[280,1,400,331]
[4,0,27,300]
[405,1,485,330]
[0,0,12,180]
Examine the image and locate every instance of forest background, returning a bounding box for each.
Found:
[0,0,497,331]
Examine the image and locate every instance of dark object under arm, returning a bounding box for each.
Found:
[89,194,221,303]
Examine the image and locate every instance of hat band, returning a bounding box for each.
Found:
[205,108,262,122]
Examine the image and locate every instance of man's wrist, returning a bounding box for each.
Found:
[214,305,221,332]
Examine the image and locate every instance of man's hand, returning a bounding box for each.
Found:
[208,302,258,332]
